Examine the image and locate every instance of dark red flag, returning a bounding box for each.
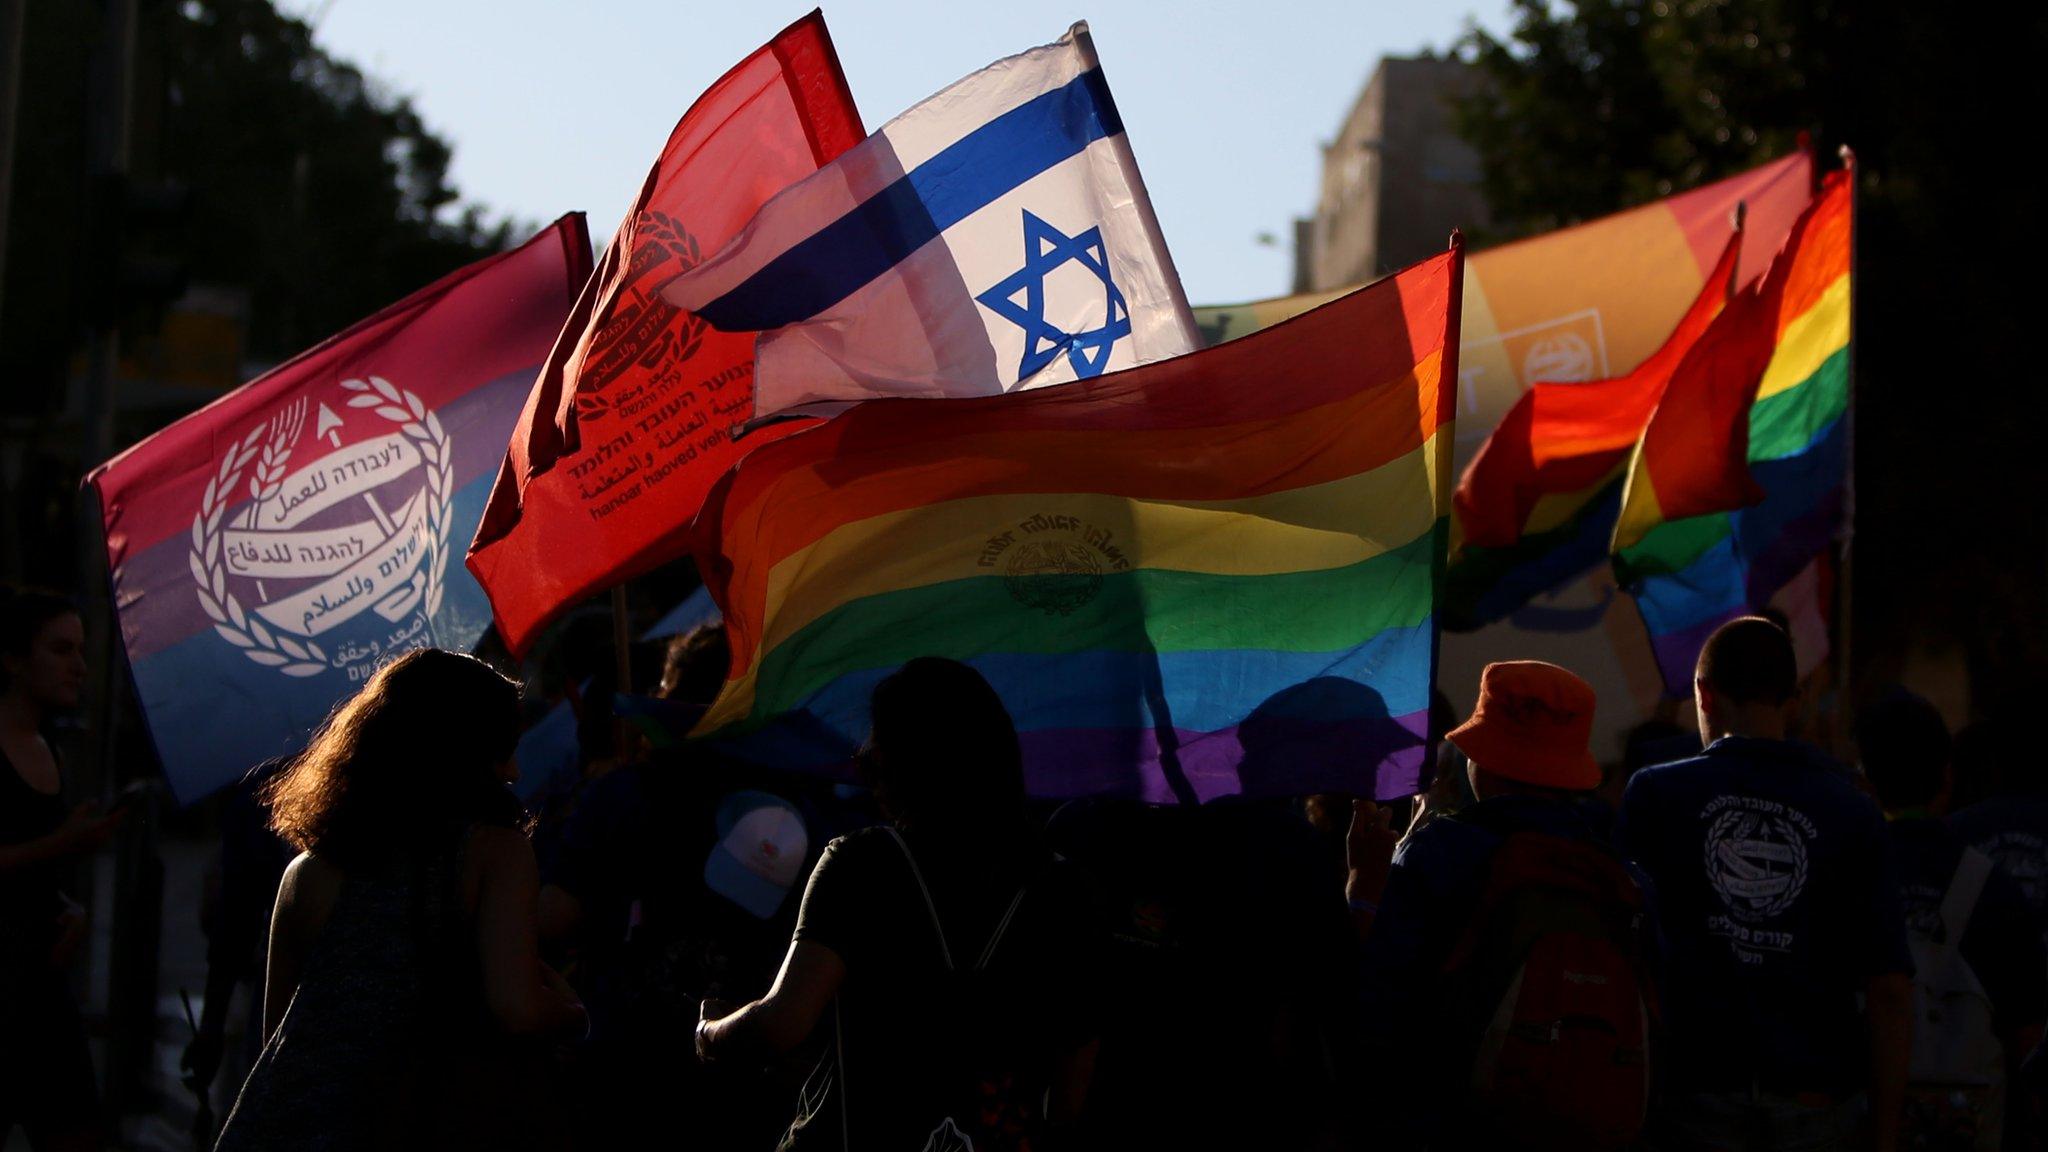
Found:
[88,216,589,801]
[467,11,865,654]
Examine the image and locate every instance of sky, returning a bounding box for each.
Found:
[282,0,1509,304]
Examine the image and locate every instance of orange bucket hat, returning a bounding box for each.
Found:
[1447,661,1600,791]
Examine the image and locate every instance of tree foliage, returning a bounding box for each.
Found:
[0,0,520,588]
[1,0,518,408]
[1451,0,2048,708]
[159,0,520,358]
[1454,0,1842,240]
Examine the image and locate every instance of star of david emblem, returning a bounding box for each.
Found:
[976,210,1131,380]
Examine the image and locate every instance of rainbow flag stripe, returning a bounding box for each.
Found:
[1445,229,1742,629]
[691,249,1462,803]
[1617,172,1851,690]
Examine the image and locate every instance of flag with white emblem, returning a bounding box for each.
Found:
[661,22,1199,420]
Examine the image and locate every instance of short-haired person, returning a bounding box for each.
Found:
[1859,688,2045,1146]
[215,649,587,1151]
[0,589,121,1151]
[695,657,1104,1151]
[1619,617,1913,1151]
[1352,661,1652,1149]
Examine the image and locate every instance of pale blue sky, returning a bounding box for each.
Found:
[283,0,1507,303]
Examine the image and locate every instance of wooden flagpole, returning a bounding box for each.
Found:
[611,584,632,692]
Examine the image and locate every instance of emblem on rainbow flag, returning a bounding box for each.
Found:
[188,376,454,683]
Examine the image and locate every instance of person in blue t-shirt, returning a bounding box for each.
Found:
[1619,616,1913,1152]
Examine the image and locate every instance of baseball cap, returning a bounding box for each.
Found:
[703,790,810,920]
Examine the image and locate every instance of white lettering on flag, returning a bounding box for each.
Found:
[254,491,430,637]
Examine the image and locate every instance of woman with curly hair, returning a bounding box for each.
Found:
[216,649,585,1151]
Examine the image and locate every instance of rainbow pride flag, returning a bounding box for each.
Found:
[1193,153,1812,440]
[689,248,1463,803]
[1614,171,1852,690]
[1445,227,1742,629]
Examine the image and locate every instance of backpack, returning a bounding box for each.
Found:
[1440,825,1654,1150]
[1904,847,2005,1152]
[828,827,1038,1152]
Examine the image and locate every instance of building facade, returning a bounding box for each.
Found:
[1296,56,1489,291]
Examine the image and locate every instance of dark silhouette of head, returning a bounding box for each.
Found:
[1694,616,1798,743]
[1238,675,1395,799]
[263,648,524,868]
[859,657,1024,838]
[0,586,84,711]
[1856,687,1952,812]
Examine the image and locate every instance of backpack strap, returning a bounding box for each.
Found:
[1937,848,1995,955]
[975,886,1030,972]
[884,825,956,970]
[834,999,851,1152]
[881,826,1031,973]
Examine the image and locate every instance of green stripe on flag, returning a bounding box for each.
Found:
[1749,347,1849,462]
[732,528,1441,732]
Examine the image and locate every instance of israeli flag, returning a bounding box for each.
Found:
[661,22,1199,420]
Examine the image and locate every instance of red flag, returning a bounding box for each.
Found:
[467,11,865,655]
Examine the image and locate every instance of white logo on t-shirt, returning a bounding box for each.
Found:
[1702,795,1818,962]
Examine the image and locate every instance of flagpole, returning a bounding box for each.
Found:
[1833,145,1859,742]
[1430,230,1467,773]
[611,583,633,691]
[1066,21,1204,343]
[611,583,633,761]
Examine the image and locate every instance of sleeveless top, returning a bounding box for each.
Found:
[0,744,67,969]
[215,830,564,1151]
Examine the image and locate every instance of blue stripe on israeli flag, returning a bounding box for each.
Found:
[692,68,1125,333]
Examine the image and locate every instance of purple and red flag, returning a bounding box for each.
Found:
[466,11,866,656]
[87,217,591,802]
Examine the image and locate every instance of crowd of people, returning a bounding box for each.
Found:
[5,584,2048,1151]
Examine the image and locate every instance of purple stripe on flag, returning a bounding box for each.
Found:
[1018,710,1433,803]
[1744,485,1845,607]
[1648,608,1745,698]
[717,709,1433,805]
